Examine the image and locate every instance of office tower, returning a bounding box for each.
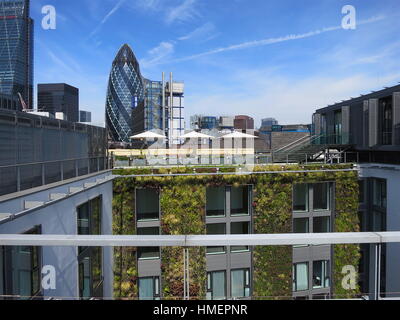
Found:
[234,115,254,130]
[105,44,145,143]
[80,110,92,123]
[0,0,33,109]
[261,118,279,127]
[37,83,79,122]
[189,115,218,130]
[219,116,235,130]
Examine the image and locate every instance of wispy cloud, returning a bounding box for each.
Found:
[88,0,126,39]
[140,41,175,68]
[178,22,218,41]
[165,0,199,24]
[163,15,385,64]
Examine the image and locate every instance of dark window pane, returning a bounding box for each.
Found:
[231,222,249,252]
[92,247,103,296]
[79,257,91,299]
[91,197,101,235]
[206,187,225,217]
[137,227,160,260]
[293,184,308,211]
[231,186,249,216]
[313,216,330,233]
[313,260,330,289]
[137,189,159,221]
[373,211,385,232]
[358,181,364,203]
[313,183,329,211]
[206,224,226,254]
[77,203,90,235]
[293,218,309,233]
[373,180,387,208]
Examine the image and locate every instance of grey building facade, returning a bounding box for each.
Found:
[313,83,400,299]
[0,109,112,300]
[80,110,92,123]
[38,83,79,123]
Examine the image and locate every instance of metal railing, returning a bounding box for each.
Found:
[0,231,397,300]
[0,156,109,197]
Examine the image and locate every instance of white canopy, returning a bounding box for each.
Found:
[130,131,165,139]
[180,131,214,139]
[221,131,258,139]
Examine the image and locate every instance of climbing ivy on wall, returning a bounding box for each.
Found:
[112,164,360,300]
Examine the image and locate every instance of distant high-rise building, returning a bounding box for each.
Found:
[37,83,79,122]
[219,116,235,130]
[106,44,145,143]
[80,110,92,123]
[234,115,254,130]
[133,74,185,145]
[190,115,218,130]
[0,0,33,109]
[261,118,279,127]
[106,44,185,144]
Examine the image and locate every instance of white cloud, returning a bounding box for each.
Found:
[159,15,385,64]
[140,41,175,68]
[178,22,217,41]
[165,0,199,24]
[88,0,126,39]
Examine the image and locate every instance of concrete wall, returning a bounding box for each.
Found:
[0,172,114,299]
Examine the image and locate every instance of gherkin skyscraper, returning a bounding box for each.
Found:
[105,44,145,142]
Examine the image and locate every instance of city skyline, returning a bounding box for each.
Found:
[31,0,400,126]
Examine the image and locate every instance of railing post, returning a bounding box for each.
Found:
[60,161,64,181]
[375,243,382,300]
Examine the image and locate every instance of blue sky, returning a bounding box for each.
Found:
[31,0,400,126]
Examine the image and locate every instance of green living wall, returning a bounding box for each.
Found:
[112,164,360,300]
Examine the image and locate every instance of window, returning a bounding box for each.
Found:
[206,224,226,254]
[381,97,393,145]
[79,257,91,299]
[137,189,159,221]
[293,263,309,292]
[207,271,226,300]
[137,227,160,260]
[373,180,387,208]
[313,261,330,289]
[206,187,225,217]
[231,222,250,252]
[138,277,160,300]
[358,181,365,203]
[373,211,385,232]
[78,197,103,299]
[9,227,42,299]
[334,110,342,144]
[313,216,330,233]
[293,218,309,248]
[313,183,329,211]
[293,218,309,233]
[230,186,249,216]
[293,184,308,211]
[231,269,250,298]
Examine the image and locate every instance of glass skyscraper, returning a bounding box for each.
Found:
[0,0,33,109]
[106,44,145,142]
